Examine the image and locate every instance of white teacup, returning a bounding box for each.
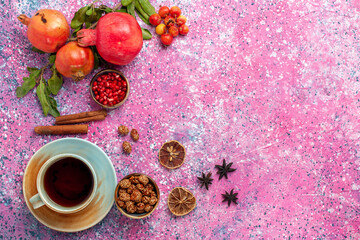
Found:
[29,153,97,214]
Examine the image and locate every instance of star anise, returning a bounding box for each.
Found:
[197,172,213,190]
[222,189,238,207]
[215,159,236,180]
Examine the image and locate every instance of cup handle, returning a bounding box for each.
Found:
[29,193,45,209]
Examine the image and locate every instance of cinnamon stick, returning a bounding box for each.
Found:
[55,110,107,125]
[34,125,88,135]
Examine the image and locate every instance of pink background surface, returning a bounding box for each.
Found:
[1,0,360,239]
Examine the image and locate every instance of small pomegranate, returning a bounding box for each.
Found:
[55,42,94,81]
[77,12,143,66]
[18,9,70,53]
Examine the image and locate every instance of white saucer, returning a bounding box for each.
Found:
[23,138,117,232]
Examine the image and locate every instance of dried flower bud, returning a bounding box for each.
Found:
[130,129,139,141]
[122,141,132,154]
[119,179,131,189]
[138,175,149,186]
[118,125,129,136]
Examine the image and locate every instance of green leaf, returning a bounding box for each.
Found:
[136,9,150,25]
[85,21,91,28]
[48,67,63,95]
[48,54,56,65]
[93,50,100,70]
[31,46,45,54]
[99,5,112,13]
[86,8,93,16]
[36,78,60,117]
[127,0,136,18]
[88,8,103,23]
[16,68,41,98]
[104,7,113,13]
[16,77,35,98]
[27,67,40,73]
[36,79,50,116]
[72,25,82,37]
[122,0,134,7]
[71,6,89,29]
[138,0,156,16]
[48,96,60,117]
[115,8,127,13]
[141,28,152,40]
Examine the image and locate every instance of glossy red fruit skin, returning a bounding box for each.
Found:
[176,15,187,26]
[149,14,162,26]
[179,25,189,35]
[164,16,175,27]
[170,6,181,18]
[77,12,143,66]
[55,42,94,81]
[158,6,170,18]
[168,26,179,37]
[161,33,173,46]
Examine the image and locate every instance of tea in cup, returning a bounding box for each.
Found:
[29,153,97,214]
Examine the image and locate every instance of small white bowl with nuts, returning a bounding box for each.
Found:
[114,173,160,219]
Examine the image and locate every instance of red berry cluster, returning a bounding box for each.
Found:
[91,72,127,107]
[149,6,189,46]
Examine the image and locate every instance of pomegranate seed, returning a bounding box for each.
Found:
[92,72,128,106]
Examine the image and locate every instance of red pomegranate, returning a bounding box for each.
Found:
[77,12,143,65]
[18,9,70,53]
[55,42,94,81]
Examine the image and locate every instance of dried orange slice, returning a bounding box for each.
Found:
[168,187,196,216]
[159,140,186,169]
